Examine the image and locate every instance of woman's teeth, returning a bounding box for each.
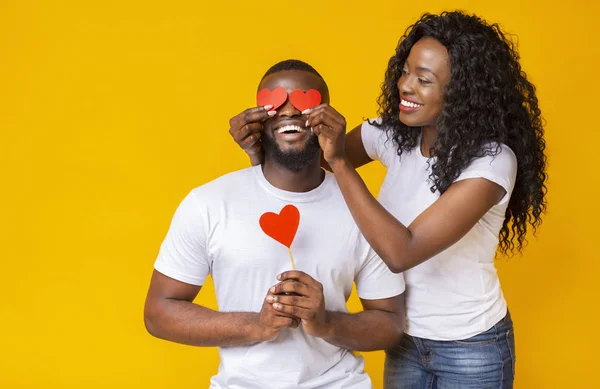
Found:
[276,125,306,134]
[401,99,423,108]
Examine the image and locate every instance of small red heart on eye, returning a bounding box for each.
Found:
[289,89,322,112]
[259,204,300,248]
[257,87,287,110]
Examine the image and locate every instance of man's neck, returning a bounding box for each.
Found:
[261,157,324,193]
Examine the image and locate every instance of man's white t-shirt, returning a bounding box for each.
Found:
[154,166,406,389]
[361,119,518,341]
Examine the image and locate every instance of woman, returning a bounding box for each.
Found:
[231,11,547,388]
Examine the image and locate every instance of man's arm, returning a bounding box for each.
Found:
[269,271,405,351]
[320,295,405,351]
[144,270,299,347]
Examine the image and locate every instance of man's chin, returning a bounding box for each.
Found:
[263,134,321,171]
[277,144,310,154]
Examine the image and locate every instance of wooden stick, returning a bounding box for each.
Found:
[287,247,296,270]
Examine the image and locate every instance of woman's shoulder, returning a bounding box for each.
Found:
[473,143,517,170]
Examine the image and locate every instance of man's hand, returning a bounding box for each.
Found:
[255,289,300,342]
[304,104,347,167]
[229,105,274,163]
[267,271,331,339]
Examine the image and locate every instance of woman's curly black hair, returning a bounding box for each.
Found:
[374,11,547,255]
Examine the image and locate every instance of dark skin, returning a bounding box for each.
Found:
[145,69,405,351]
[144,271,299,346]
[233,39,507,274]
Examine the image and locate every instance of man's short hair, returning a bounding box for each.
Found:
[261,59,323,81]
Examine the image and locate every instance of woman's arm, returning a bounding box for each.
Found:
[321,124,373,171]
[329,160,504,272]
[307,106,505,273]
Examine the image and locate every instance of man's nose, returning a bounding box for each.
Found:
[277,98,302,117]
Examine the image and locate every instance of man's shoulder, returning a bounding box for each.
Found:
[189,166,256,199]
[322,170,349,202]
[320,171,370,239]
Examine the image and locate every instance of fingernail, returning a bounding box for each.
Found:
[264,104,273,110]
[270,286,275,293]
[302,109,311,114]
[277,273,282,280]
[267,110,276,116]
[310,127,313,133]
[305,120,309,127]
[273,303,280,310]
[266,295,274,302]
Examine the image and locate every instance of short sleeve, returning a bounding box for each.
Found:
[154,191,211,286]
[360,119,395,168]
[454,144,518,205]
[355,245,406,300]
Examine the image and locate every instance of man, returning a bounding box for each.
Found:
[144,59,406,389]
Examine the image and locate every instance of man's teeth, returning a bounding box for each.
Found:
[401,99,423,108]
[276,125,307,134]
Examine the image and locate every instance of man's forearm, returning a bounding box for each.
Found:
[320,310,404,351]
[145,299,262,347]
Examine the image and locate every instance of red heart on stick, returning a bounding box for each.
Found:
[259,204,300,248]
[289,89,322,112]
[257,87,287,110]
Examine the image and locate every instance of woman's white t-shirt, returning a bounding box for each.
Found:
[361,120,518,341]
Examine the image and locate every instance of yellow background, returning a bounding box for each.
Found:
[1,1,598,387]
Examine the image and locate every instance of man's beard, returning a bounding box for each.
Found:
[261,131,321,171]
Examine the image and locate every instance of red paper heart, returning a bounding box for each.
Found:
[259,204,300,248]
[257,87,287,110]
[289,89,322,112]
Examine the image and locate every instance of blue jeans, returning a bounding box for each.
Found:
[384,312,515,389]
